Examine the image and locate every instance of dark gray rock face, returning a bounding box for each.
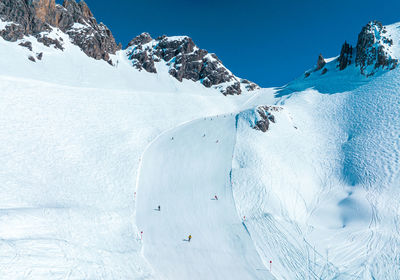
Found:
[337,21,397,75]
[61,0,121,62]
[0,0,120,63]
[126,32,153,48]
[355,21,397,76]
[315,54,326,71]
[19,41,32,51]
[126,33,259,95]
[253,106,282,133]
[338,41,353,70]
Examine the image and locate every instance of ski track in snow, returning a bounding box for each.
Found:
[135,114,274,279]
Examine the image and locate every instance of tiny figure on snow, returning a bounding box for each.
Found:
[171,137,174,140]
[216,140,219,143]
[214,195,218,200]
[158,205,161,211]
[188,235,192,242]
[203,134,206,137]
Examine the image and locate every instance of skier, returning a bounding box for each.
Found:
[214,195,218,200]
[158,205,161,211]
[188,235,192,242]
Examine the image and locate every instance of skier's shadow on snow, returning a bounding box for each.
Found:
[182,239,190,242]
[153,209,160,211]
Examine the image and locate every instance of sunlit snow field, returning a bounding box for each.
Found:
[1,19,400,280]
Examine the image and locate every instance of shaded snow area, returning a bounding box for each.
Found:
[2,16,400,280]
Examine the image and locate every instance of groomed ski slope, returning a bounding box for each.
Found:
[0,74,245,279]
[136,115,274,279]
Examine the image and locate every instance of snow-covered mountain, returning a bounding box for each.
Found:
[125,32,259,95]
[2,0,400,279]
[0,0,258,95]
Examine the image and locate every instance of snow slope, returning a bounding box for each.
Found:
[231,63,400,279]
[3,14,400,280]
[0,25,274,279]
[136,115,273,279]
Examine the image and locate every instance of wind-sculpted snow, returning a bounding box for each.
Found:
[341,67,400,187]
[232,67,400,279]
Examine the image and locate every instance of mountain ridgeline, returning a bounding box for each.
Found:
[0,0,259,95]
[311,20,399,77]
[125,33,259,95]
[1,1,399,93]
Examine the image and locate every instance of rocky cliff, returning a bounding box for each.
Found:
[0,0,258,94]
[337,20,398,76]
[0,0,120,63]
[126,33,259,95]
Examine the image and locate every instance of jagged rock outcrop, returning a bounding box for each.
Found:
[126,33,259,95]
[315,54,326,71]
[336,21,397,75]
[338,41,353,70]
[253,106,282,132]
[355,20,397,75]
[0,0,120,63]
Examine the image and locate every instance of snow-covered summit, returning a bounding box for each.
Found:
[126,32,260,95]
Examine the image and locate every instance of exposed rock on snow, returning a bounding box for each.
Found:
[336,21,398,75]
[355,20,398,76]
[338,41,353,70]
[315,54,326,71]
[18,41,32,51]
[0,1,258,92]
[240,105,282,133]
[126,33,259,95]
[0,0,120,63]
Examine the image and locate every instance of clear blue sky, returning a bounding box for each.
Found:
[82,0,400,87]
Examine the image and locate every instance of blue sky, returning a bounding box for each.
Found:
[83,0,400,87]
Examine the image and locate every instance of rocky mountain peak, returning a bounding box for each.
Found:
[62,0,93,23]
[127,32,153,48]
[355,20,397,75]
[126,34,259,95]
[336,20,398,76]
[0,0,120,63]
